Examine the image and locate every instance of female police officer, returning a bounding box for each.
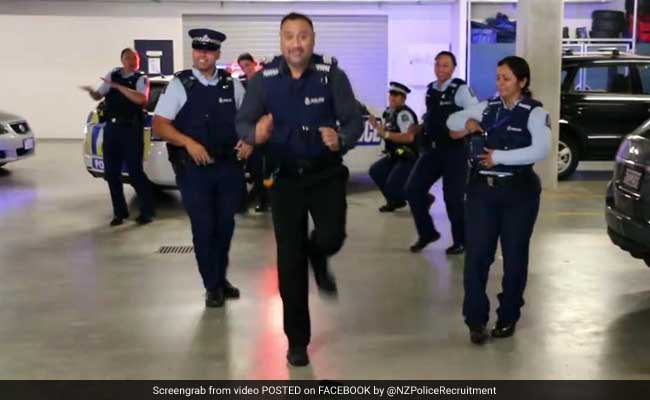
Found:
[447,56,550,345]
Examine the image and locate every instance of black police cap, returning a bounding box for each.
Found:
[388,81,411,96]
[189,28,226,51]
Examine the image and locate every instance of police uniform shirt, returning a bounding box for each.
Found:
[387,108,416,133]
[154,67,246,120]
[235,56,363,154]
[431,78,479,109]
[96,67,149,96]
[447,98,551,166]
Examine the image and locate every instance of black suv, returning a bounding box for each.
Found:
[606,121,650,268]
[560,52,650,179]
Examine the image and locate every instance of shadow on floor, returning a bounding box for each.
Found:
[603,291,650,375]
[347,172,376,196]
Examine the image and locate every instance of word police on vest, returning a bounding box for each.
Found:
[305,96,325,106]
[218,97,233,104]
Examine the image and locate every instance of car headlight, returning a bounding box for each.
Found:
[0,124,8,135]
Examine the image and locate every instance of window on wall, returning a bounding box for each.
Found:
[571,65,632,94]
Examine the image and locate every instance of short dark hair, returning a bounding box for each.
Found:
[498,56,533,97]
[120,48,135,59]
[435,51,457,67]
[237,53,255,64]
[281,12,314,30]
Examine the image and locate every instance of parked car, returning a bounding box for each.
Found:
[606,120,650,267]
[0,110,36,168]
[560,51,650,179]
[83,76,381,189]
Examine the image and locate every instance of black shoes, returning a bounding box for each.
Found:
[287,346,310,367]
[469,326,489,345]
[224,280,241,299]
[110,214,152,226]
[446,243,465,255]
[468,322,517,345]
[409,231,441,253]
[206,282,240,308]
[110,217,124,227]
[205,289,225,308]
[309,251,337,296]
[491,322,516,338]
[135,215,153,225]
[379,201,407,213]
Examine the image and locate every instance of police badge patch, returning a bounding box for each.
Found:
[401,113,411,123]
[545,113,551,128]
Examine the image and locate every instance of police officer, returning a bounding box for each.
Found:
[238,53,269,213]
[447,56,550,345]
[152,29,248,308]
[237,52,258,88]
[80,48,154,226]
[368,82,418,212]
[405,51,479,254]
[236,13,363,367]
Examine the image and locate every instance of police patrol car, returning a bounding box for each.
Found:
[83,75,381,188]
[0,110,36,168]
[82,76,176,188]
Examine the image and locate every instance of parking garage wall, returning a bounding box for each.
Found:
[0,0,460,149]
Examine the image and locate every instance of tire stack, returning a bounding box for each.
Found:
[590,10,627,38]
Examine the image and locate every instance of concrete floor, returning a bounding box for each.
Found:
[1,141,649,380]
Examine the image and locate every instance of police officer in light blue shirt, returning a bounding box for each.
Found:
[152,28,248,309]
[80,48,154,227]
[447,56,551,345]
[405,51,479,254]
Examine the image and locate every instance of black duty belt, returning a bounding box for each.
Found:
[469,170,535,188]
[107,116,142,126]
[169,146,241,167]
[277,157,341,178]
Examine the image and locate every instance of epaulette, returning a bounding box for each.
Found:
[175,70,197,92]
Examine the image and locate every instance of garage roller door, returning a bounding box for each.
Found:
[182,14,388,111]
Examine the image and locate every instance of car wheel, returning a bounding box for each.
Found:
[558,135,580,180]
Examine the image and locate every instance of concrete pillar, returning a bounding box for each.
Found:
[516,0,563,190]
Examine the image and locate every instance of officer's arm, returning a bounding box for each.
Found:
[235,73,268,145]
[80,71,111,101]
[111,76,148,106]
[152,78,194,148]
[455,84,480,109]
[447,101,488,139]
[329,67,364,154]
[492,107,551,166]
[385,110,416,144]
